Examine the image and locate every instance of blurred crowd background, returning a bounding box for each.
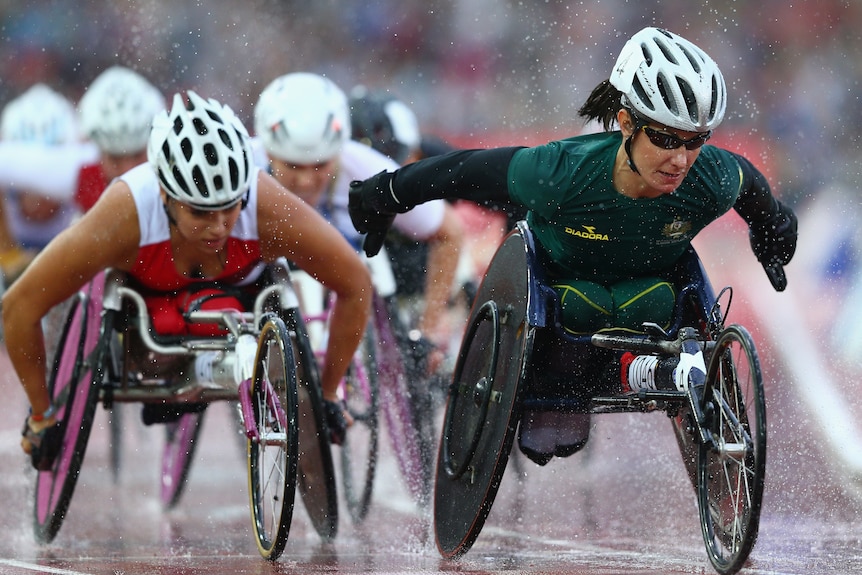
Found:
[0,0,858,208]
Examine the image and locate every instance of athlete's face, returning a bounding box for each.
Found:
[100,150,148,181]
[164,195,242,254]
[619,109,707,198]
[268,156,338,206]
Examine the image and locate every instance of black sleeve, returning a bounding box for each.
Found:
[391,146,523,206]
[731,152,781,224]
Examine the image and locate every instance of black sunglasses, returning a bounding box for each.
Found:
[640,125,712,151]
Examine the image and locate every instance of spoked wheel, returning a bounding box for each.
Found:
[160,410,205,509]
[698,324,766,575]
[247,315,299,561]
[34,273,107,543]
[670,404,699,492]
[405,373,437,507]
[434,227,533,559]
[288,310,339,541]
[375,297,433,507]
[339,324,379,524]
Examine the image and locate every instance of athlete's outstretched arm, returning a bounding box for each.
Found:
[349,147,521,256]
[731,152,798,291]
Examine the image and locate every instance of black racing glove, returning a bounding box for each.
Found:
[323,399,348,446]
[748,201,798,291]
[348,170,402,257]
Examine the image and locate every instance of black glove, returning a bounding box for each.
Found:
[749,201,798,291]
[348,170,401,257]
[323,399,348,446]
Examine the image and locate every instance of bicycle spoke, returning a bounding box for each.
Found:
[699,325,765,574]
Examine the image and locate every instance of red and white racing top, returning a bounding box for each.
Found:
[120,163,266,293]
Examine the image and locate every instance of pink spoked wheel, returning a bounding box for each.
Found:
[159,410,205,509]
[34,272,108,543]
[374,296,434,507]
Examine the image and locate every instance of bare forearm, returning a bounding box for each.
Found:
[318,293,370,402]
[3,306,49,413]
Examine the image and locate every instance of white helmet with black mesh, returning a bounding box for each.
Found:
[0,83,79,145]
[147,91,253,210]
[610,27,726,132]
[254,72,350,164]
[79,66,165,155]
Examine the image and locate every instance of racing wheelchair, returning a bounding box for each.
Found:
[293,247,436,523]
[434,222,766,575]
[32,259,337,561]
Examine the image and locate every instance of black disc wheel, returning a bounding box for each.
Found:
[440,301,500,480]
[288,310,339,541]
[433,226,533,560]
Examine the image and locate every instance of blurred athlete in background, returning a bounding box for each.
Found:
[0,67,165,287]
[0,84,81,282]
[253,73,463,358]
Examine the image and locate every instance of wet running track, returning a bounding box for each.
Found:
[2,223,862,575]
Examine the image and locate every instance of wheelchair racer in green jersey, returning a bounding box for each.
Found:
[348,26,797,463]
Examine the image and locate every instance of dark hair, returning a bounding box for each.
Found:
[577,79,624,132]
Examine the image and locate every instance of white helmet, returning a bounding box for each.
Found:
[79,66,165,155]
[610,27,726,132]
[0,83,78,145]
[147,91,253,210]
[254,72,350,164]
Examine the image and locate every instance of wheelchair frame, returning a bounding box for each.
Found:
[32,260,338,561]
[434,221,766,575]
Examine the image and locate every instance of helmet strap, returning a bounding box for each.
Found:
[162,199,178,227]
[621,107,642,175]
[624,132,640,175]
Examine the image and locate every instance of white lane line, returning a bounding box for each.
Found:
[747,279,862,477]
[0,559,90,575]
[477,525,795,575]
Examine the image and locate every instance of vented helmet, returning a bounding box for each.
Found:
[0,83,78,145]
[349,87,420,164]
[79,66,166,155]
[147,91,253,210]
[610,27,726,132]
[254,72,350,164]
